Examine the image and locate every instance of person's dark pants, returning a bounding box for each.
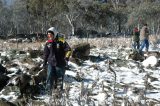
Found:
[55,67,65,90]
[132,41,140,50]
[46,64,56,93]
[46,64,65,93]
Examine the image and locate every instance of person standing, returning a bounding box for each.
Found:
[132,27,140,50]
[43,27,71,94]
[139,24,149,54]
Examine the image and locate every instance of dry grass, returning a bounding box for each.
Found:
[149,34,160,44]
[67,37,132,48]
[68,35,160,48]
[0,40,45,51]
[0,36,159,51]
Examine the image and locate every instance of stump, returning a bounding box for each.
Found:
[72,43,90,60]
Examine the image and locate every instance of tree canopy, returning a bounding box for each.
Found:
[0,0,160,36]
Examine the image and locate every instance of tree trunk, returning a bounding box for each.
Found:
[71,25,75,36]
[118,18,121,33]
[66,14,75,36]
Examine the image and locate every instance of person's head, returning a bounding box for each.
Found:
[47,27,58,40]
[144,23,147,26]
[56,33,65,43]
[134,27,138,32]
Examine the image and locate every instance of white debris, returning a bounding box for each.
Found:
[90,92,107,103]
[142,56,158,67]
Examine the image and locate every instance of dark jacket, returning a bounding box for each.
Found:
[132,30,140,42]
[43,40,71,67]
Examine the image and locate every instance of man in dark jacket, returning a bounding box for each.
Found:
[43,27,71,94]
[132,27,140,50]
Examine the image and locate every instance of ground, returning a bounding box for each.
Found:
[0,37,160,106]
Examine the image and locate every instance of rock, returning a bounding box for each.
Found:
[112,59,128,67]
[29,64,42,75]
[0,74,10,91]
[18,51,26,55]
[15,74,32,96]
[6,68,21,76]
[148,75,158,82]
[127,50,144,61]
[21,57,34,64]
[15,71,47,97]
[75,72,83,82]
[23,100,47,105]
[0,98,16,106]
[32,69,47,85]
[13,97,46,106]
[69,57,83,66]
[89,55,105,62]
[142,56,158,67]
[72,43,90,60]
[0,64,7,74]
[1,56,10,63]
[9,63,19,68]
[5,62,19,68]
[157,60,160,67]
[28,50,43,58]
[143,51,160,58]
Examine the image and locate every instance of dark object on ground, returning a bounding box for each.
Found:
[29,64,42,75]
[15,69,47,97]
[28,50,43,58]
[32,69,47,85]
[0,64,7,74]
[0,98,16,106]
[0,74,10,91]
[144,51,160,58]
[128,50,144,61]
[15,74,32,97]
[72,43,90,60]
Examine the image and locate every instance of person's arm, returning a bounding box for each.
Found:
[43,43,50,67]
[64,42,71,61]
